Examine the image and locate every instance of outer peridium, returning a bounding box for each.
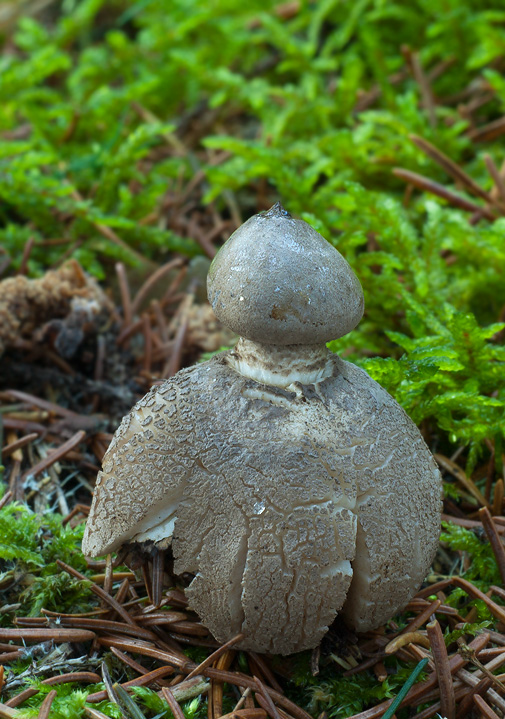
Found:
[82,348,441,654]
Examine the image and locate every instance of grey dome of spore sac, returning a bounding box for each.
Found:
[207,203,364,345]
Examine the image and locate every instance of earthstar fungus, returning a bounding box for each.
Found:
[82,203,442,655]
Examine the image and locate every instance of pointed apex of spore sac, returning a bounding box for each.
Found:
[261,202,292,219]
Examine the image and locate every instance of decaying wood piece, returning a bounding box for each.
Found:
[0,259,112,357]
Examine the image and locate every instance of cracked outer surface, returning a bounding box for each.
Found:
[82,351,442,654]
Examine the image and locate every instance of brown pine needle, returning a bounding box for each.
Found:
[441,513,505,534]
[130,259,184,315]
[456,677,492,719]
[385,631,431,653]
[220,711,266,719]
[96,636,190,670]
[373,661,388,683]
[211,650,237,719]
[410,134,494,204]
[84,708,112,719]
[21,429,86,481]
[492,479,504,516]
[116,262,133,329]
[468,116,505,143]
[56,560,136,626]
[457,668,505,714]
[168,620,209,636]
[484,154,505,203]
[162,687,186,719]
[426,620,455,719]
[136,611,187,624]
[41,616,157,641]
[473,694,501,719]
[403,599,442,634]
[410,55,436,127]
[89,571,135,584]
[1,432,38,458]
[103,553,113,600]
[435,453,491,508]
[479,507,505,584]
[201,668,314,719]
[86,667,179,703]
[248,653,284,695]
[110,646,153,676]
[151,548,165,608]
[163,317,189,378]
[186,633,245,681]
[0,628,95,642]
[0,491,13,509]
[38,690,57,719]
[141,312,153,372]
[416,578,453,598]
[254,676,281,719]
[113,577,131,608]
[0,706,20,719]
[393,169,495,220]
[453,577,505,624]
[345,633,490,719]
[4,389,78,418]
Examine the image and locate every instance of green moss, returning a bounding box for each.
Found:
[0,487,93,619]
[1,0,504,460]
[277,653,428,719]
[13,684,95,719]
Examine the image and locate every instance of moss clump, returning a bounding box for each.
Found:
[0,490,92,619]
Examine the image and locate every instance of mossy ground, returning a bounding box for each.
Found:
[1,1,505,717]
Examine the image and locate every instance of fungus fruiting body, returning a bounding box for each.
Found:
[82,204,442,655]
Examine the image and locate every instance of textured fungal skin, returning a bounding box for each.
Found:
[82,349,441,654]
[207,204,364,345]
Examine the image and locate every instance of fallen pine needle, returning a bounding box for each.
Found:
[385,631,431,653]
[0,628,95,642]
[38,690,57,719]
[161,686,186,719]
[427,619,455,719]
[186,633,244,680]
[254,676,281,719]
[473,693,501,719]
[479,506,505,585]
[0,705,20,718]
[381,658,429,719]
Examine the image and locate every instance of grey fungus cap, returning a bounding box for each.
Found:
[207,203,364,345]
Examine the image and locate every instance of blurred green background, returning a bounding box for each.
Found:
[1,0,505,465]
